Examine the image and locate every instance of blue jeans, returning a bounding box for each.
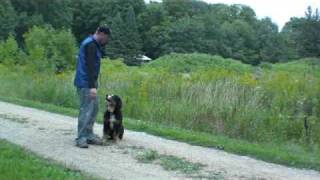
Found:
[76,88,99,144]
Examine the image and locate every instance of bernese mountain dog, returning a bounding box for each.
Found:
[103,94,124,142]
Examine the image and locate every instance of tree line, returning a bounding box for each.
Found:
[1,0,319,66]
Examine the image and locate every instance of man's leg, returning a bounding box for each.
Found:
[76,88,97,147]
[87,93,102,145]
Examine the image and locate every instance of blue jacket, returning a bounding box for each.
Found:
[74,36,102,88]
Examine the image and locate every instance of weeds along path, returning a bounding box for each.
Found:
[0,101,319,180]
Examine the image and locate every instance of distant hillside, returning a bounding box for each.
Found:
[271,58,320,75]
[144,53,253,73]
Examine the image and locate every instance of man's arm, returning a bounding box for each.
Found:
[85,42,97,89]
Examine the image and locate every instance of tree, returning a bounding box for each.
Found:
[264,6,320,62]
[282,6,320,58]
[124,6,143,65]
[161,16,205,55]
[10,0,73,44]
[10,0,73,28]
[219,20,259,64]
[71,0,112,42]
[105,13,127,60]
[0,0,18,40]
[106,6,143,65]
[71,0,146,43]
[138,2,165,38]
[0,35,24,66]
[163,0,209,19]
[300,6,320,57]
[24,26,77,73]
[200,11,223,55]
[281,17,303,59]
[15,13,44,46]
[256,18,285,63]
[138,2,167,59]
[234,4,257,26]
[142,24,170,59]
[107,0,146,16]
[3,0,318,66]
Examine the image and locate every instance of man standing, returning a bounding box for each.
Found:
[74,26,111,148]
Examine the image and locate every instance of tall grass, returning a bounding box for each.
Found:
[0,53,319,150]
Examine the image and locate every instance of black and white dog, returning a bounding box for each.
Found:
[103,94,124,142]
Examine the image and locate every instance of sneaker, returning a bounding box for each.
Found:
[76,141,89,148]
[87,136,103,145]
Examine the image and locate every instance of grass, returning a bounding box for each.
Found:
[159,155,205,174]
[135,150,159,163]
[0,96,319,171]
[0,53,319,173]
[134,148,224,179]
[135,150,206,174]
[0,139,98,180]
[1,57,320,147]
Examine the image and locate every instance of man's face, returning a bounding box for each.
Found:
[97,32,109,46]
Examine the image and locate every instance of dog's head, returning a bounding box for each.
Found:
[106,94,122,113]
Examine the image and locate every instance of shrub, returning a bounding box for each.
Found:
[24,26,77,73]
[0,35,25,66]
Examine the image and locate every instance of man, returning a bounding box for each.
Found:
[74,26,111,148]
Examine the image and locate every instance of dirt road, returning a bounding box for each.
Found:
[0,101,319,180]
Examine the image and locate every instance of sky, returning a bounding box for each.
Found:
[145,0,320,29]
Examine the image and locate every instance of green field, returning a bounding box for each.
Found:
[0,53,319,171]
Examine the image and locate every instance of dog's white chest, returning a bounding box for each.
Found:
[110,115,116,129]
[110,115,116,122]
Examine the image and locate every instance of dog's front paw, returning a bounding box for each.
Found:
[102,138,112,146]
[113,136,120,143]
[102,135,110,145]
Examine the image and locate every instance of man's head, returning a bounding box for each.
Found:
[94,25,111,46]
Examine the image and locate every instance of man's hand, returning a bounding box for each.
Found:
[90,88,97,98]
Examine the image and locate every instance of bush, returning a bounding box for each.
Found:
[24,26,78,73]
[0,35,25,66]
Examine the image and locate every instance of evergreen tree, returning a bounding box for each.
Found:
[124,6,143,65]
[105,13,127,60]
[282,6,320,58]
[256,18,284,63]
[0,0,18,40]
[71,0,112,42]
[106,6,143,65]
[300,6,320,57]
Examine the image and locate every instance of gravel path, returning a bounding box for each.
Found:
[0,101,319,180]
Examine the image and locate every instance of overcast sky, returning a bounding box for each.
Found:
[145,0,320,29]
